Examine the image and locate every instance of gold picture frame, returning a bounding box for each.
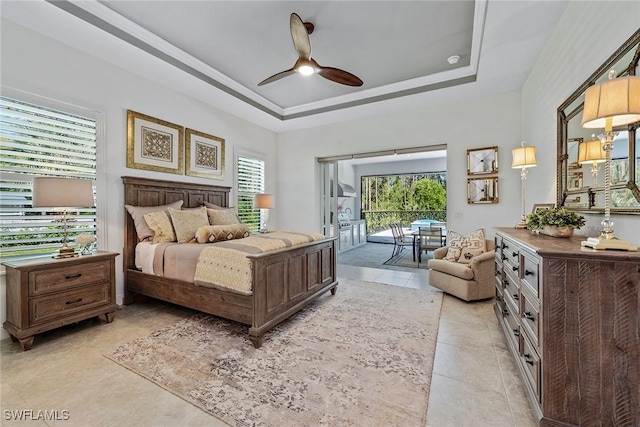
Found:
[531,203,555,213]
[185,128,225,180]
[467,177,499,204]
[467,146,499,175]
[127,110,184,174]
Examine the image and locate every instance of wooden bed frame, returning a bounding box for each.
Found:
[122,176,338,347]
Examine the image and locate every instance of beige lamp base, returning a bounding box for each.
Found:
[581,237,638,251]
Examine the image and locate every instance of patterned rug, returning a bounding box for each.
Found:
[105,279,443,427]
[383,247,433,269]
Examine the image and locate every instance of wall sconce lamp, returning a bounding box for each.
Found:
[512,141,537,228]
[577,139,606,180]
[32,177,95,258]
[254,193,275,233]
[580,70,640,250]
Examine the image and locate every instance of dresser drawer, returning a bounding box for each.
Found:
[520,332,541,403]
[521,291,540,347]
[29,260,111,296]
[503,300,521,351]
[521,252,540,298]
[503,273,520,314]
[29,282,112,326]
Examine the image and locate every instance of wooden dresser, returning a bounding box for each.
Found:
[493,228,639,426]
[3,251,119,351]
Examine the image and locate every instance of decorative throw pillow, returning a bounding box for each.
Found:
[125,200,183,241]
[195,224,251,243]
[444,228,486,262]
[203,201,227,210]
[169,207,210,243]
[457,247,485,265]
[207,208,240,226]
[143,210,176,243]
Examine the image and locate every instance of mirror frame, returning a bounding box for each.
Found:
[557,29,640,215]
[467,146,499,175]
[467,176,499,204]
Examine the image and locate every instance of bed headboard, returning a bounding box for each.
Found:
[122,176,231,271]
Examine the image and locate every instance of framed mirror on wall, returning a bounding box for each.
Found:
[557,29,640,214]
[467,177,499,204]
[467,146,498,175]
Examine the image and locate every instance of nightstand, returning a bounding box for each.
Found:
[3,251,119,351]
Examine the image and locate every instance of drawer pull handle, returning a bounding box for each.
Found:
[502,243,508,249]
[502,280,509,286]
[512,252,518,257]
[502,255,507,261]
[512,294,519,301]
[65,273,82,280]
[525,311,536,321]
[524,270,533,276]
[502,309,509,316]
[66,297,83,305]
[496,295,503,302]
[524,353,534,365]
[512,328,520,337]
[512,266,519,272]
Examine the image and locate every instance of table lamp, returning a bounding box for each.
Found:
[512,141,537,228]
[32,177,95,258]
[580,70,640,250]
[254,193,274,233]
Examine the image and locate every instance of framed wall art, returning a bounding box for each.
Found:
[127,110,184,174]
[467,177,499,204]
[185,128,225,180]
[467,146,498,175]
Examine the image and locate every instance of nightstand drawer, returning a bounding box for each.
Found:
[29,282,111,326]
[29,260,111,296]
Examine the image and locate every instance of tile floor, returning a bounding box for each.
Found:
[0,264,537,427]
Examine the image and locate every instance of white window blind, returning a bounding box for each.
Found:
[0,96,97,261]
[236,155,265,232]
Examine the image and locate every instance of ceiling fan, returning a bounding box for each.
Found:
[258,13,363,87]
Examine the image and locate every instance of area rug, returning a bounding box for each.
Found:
[105,279,443,427]
[383,247,432,269]
[338,242,420,271]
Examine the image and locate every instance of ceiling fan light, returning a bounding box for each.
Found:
[298,65,315,76]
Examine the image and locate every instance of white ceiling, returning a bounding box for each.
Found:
[1,0,568,133]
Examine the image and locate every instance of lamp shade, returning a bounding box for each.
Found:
[254,193,274,209]
[512,146,537,169]
[32,177,94,208]
[578,140,606,164]
[581,75,640,130]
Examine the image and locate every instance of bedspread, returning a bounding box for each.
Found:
[193,231,326,295]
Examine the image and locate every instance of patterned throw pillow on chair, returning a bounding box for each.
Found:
[444,228,486,262]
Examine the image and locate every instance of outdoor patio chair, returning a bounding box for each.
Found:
[390,223,413,258]
[417,226,445,265]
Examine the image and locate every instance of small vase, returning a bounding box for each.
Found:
[80,244,93,255]
[540,225,573,238]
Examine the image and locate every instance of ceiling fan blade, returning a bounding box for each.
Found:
[317,66,364,87]
[258,67,296,86]
[290,13,311,59]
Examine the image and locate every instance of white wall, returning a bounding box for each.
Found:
[276,90,522,240]
[0,20,278,338]
[522,1,640,245]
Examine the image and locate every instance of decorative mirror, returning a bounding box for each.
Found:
[467,177,499,204]
[467,146,498,175]
[557,29,640,214]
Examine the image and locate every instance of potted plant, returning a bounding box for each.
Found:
[525,207,586,237]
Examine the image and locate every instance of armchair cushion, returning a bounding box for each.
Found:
[428,259,475,280]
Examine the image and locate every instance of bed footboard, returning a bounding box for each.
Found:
[247,237,338,347]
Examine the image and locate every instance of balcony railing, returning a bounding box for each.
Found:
[363,210,447,235]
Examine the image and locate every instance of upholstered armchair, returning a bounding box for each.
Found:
[427,240,495,301]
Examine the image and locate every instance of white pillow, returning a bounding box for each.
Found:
[444,228,486,262]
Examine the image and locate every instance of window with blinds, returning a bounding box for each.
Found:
[0,96,97,261]
[236,154,265,232]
